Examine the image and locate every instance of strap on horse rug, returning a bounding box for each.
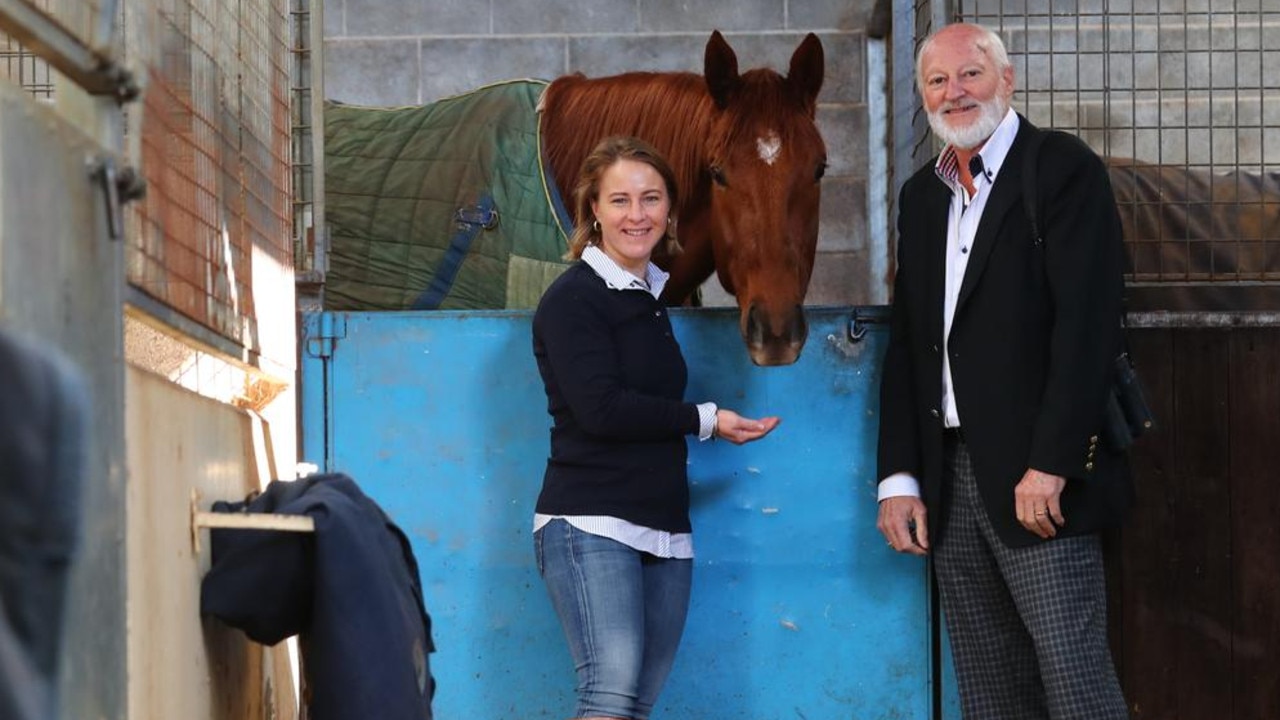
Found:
[324,79,574,310]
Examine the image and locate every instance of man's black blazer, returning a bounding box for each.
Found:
[877,115,1134,548]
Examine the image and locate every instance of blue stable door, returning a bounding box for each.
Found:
[300,306,945,719]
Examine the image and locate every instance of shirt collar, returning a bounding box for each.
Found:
[581,244,669,299]
[934,108,1020,191]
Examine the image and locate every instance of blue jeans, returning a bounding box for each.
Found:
[535,519,692,720]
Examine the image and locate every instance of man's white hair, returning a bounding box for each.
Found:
[915,23,1012,90]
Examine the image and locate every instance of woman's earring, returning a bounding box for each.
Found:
[592,219,601,233]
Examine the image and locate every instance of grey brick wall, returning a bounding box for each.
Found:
[323,0,880,306]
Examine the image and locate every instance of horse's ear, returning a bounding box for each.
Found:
[787,32,825,112]
[704,30,740,109]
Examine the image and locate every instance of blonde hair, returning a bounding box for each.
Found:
[565,135,681,260]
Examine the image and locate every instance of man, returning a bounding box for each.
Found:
[876,22,1134,719]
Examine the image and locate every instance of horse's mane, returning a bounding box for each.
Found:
[541,72,716,214]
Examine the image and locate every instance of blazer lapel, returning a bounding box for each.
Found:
[922,175,952,345]
[954,118,1038,317]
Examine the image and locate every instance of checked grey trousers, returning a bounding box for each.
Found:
[933,436,1128,720]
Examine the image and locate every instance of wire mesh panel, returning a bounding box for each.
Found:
[0,0,97,98]
[290,0,316,277]
[0,31,54,98]
[932,0,1280,290]
[127,0,291,349]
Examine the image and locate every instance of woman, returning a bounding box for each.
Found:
[531,135,780,720]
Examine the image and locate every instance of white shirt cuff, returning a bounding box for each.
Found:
[878,472,921,502]
[696,402,717,441]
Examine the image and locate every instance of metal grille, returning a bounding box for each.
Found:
[930,0,1280,286]
[290,0,311,272]
[128,0,292,349]
[0,0,111,96]
[290,0,322,285]
[0,31,54,98]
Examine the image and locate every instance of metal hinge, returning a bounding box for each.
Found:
[91,156,146,241]
[306,313,346,358]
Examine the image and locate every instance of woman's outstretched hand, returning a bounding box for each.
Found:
[714,410,781,445]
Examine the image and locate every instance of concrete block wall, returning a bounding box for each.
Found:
[323,0,881,306]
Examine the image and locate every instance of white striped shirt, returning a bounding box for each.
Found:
[878,108,1019,502]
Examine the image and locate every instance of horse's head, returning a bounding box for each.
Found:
[696,31,826,366]
[538,32,826,365]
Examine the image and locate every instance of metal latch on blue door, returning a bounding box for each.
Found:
[848,305,890,343]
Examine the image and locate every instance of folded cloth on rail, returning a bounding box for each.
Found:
[200,473,435,720]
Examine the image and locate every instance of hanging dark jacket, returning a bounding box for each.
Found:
[200,473,435,719]
[0,329,88,720]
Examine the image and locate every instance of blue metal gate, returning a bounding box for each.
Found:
[300,306,942,718]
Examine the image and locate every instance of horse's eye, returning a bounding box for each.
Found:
[814,162,828,182]
[709,164,727,187]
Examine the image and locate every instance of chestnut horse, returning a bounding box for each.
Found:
[541,31,827,366]
[322,31,825,366]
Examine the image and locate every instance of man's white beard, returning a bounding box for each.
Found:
[928,97,1007,150]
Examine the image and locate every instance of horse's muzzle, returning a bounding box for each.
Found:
[743,302,807,366]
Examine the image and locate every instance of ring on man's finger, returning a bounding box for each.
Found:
[1034,511,1046,517]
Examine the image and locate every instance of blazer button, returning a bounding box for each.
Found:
[1090,434,1099,443]
[930,408,940,418]
[932,344,939,353]
[1085,462,1095,471]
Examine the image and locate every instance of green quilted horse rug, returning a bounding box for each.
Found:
[324,79,573,310]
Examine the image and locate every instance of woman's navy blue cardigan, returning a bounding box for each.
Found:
[532,262,701,533]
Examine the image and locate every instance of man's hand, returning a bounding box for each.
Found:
[877,496,930,555]
[1014,468,1066,539]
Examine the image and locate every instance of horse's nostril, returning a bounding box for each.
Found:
[789,305,807,343]
[745,303,808,345]
[743,303,807,365]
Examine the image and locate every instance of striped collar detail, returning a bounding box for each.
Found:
[582,245,669,299]
[933,108,1020,192]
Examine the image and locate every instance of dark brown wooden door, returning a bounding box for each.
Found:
[1107,326,1280,719]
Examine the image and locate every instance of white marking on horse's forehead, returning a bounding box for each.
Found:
[757,131,782,166]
